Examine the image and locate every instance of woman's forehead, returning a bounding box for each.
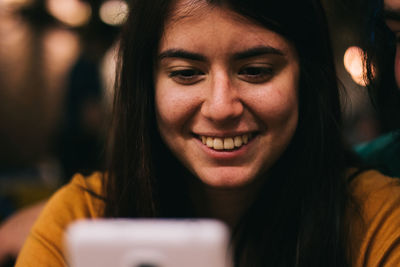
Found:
[160,1,294,57]
[164,0,273,40]
[166,0,236,25]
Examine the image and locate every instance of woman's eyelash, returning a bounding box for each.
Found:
[237,66,275,83]
[166,66,274,85]
[239,66,273,76]
[168,69,204,78]
[167,68,205,85]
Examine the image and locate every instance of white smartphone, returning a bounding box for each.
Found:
[65,219,233,267]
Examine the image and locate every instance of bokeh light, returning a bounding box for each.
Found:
[46,0,92,27]
[343,46,368,86]
[99,0,129,26]
[1,0,33,9]
[42,28,80,84]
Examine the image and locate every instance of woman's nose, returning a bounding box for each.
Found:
[200,72,244,123]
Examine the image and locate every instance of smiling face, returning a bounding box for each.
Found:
[384,0,400,88]
[155,2,299,188]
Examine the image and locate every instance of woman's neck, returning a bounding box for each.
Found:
[188,178,262,229]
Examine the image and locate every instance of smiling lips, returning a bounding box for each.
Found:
[199,133,252,150]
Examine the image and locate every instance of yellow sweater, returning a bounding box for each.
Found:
[15,170,400,266]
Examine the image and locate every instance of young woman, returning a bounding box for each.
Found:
[15,0,400,266]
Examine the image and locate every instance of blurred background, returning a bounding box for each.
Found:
[0,0,380,239]
[0,0,124,219]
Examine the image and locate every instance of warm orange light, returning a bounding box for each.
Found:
[43,28,80,87]
[2,0,33,6]
[343,46,368,86]
[1,0,33,10]
[46,0,92,27]
[99,0,129,26]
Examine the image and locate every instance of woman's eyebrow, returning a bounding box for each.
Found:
[158,49,207,61]
[232,46,284,60]
[158,46,284,62]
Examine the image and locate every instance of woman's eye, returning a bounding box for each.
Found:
[168,69,205,85]
[238,66,274,83]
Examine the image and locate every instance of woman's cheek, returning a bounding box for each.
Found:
[255,87,298,122]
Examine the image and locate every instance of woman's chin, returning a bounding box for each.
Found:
[194,168,264,189]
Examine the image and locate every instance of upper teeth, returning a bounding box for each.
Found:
[200,134,251,150]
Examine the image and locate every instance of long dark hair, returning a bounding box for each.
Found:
[363,0,400,132]
[104,0,355,266]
